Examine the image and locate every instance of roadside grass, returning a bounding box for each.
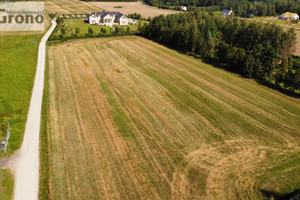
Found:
[0,34,42,156]
[39,46,50,200]
[0,169,14,200]
[48,36,300,199]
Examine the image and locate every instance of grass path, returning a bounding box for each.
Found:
[48,36,300,200]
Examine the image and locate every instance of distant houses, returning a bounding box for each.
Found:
[221,10,233,16]
[88,11,133,26]
[279,12,299,20]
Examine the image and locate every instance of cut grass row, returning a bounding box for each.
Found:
[47,36,300,199]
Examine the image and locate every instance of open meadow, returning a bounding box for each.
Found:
[48,36,300,200]
[0,34,42,155]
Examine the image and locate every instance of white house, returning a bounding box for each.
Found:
[181,6,187,11]
[279,12,299,20]
[87,11,129,26]
[221,10,233,16]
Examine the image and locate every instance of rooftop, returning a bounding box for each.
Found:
[281,12,299,17]
[88,11,125,18]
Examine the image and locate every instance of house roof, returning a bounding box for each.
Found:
[281,12,299,18]
[88,11,125,19]
[222,10,232,15]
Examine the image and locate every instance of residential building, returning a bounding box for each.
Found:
[279,12,299,20]
[88,11,129,26]
[181,6,187,11]
[221,10,233,16]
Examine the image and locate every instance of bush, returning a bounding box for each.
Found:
[127,13,142,20]
[56,16,64,25]
[61,28,66,35]
[75,27,80,35]
[100,28,106,35]
[126,26,131,34]
[88,27,94,35]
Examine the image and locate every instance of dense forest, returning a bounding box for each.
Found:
[139,11,300,93]
[144,0,300,17]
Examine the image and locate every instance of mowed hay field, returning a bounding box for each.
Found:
[45,0,101,14]
[48,36,300,200]
[90,2,179,18]
[45,0,178,17]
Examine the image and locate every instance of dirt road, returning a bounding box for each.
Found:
[2,20,57,200]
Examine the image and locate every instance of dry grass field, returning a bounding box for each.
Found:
[45,0,178,17]
[294,30,300,56]
[45,0,101,14]
[48,36,300,200]
[90,2,179,18]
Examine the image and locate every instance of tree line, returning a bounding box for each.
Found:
[139,11,300,93]
[144,0,300,17]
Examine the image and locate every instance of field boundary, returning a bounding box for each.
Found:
[39,45,51,200]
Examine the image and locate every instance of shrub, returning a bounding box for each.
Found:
[100,28,106,35]
[75,27,80,35]
[88,27,94,35]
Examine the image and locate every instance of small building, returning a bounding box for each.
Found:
[88,11,129,26]
[279,12,299,20]
[246,13,255,18]
[221,10,233,16]
[181,6,187,11]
